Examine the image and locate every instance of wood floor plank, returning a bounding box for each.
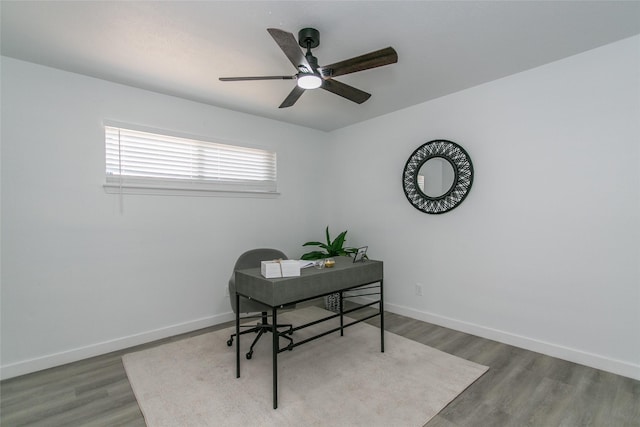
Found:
[2,300,638,427]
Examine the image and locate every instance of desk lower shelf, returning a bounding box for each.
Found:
[278,287,383,354]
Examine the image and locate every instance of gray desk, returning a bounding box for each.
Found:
[234,256,384,409]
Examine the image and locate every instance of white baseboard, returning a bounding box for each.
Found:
[383,301,640,381]
[0,312,235,380]
[5,303,638,382]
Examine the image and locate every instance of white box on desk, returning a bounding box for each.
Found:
[261,261,282,278]
[280,260,300,277]
[260,260,301,278]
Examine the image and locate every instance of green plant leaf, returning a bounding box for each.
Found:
[331,230,347,252]
[302,241,325,247]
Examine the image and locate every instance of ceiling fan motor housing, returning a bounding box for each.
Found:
[298,28,320,49]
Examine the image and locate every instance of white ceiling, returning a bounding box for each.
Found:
[2,1,639,132]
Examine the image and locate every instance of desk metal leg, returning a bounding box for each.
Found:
[235,293,241,377]
[380,279,385,353]
[339,291,344,336]
[272,306,278,409]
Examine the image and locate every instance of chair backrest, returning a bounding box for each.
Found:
[229,248,288,313]
[233,248,287,271]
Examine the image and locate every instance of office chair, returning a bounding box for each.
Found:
[226,248,295,360]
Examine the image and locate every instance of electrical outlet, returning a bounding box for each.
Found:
[415,283,423,296]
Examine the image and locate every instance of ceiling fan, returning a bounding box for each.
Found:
[219,28,398,108]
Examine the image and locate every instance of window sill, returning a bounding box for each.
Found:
[103,178,279,198]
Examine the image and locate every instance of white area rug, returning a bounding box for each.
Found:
[123,306,488,427]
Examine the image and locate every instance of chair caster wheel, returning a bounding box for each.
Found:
[227,339,233,346]
[246,352,253,360]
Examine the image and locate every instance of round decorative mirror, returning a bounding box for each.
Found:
[402,140,473,214]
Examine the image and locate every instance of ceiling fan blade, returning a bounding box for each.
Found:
[319,47,398,78]
[321,79,371,104]
[267,28,313,73]
[279,85,306,108]
[219,75,295,82]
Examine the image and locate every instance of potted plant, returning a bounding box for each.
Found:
[301,226,358,312]
[301,226,358,260]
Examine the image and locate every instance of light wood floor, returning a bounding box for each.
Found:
[2,301,639,426]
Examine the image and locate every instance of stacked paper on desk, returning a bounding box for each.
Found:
[260,260,301,278]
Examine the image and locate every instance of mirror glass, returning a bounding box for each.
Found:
[417,157,455,197]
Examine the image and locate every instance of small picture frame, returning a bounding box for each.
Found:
[353,246,368,263]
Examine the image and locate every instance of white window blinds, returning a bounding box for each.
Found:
[104,125,277,195]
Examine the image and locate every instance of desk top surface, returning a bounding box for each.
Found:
[235,256,383,307]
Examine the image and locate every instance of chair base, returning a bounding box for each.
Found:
[227,314,294,360]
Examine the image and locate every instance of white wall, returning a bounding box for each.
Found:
[0,57,329,378]
[327,36,640,379]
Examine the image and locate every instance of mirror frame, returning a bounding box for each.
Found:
[402,139,474,214]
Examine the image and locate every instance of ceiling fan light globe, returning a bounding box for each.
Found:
[297,74,322,89]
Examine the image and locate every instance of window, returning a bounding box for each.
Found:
[104,124,277,195]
